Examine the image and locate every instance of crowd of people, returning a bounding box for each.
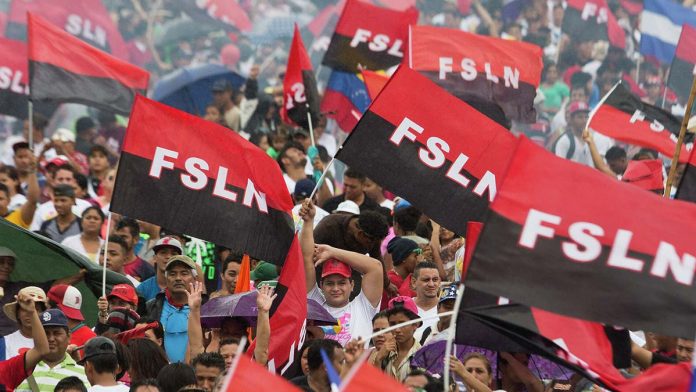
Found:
[1,0,696,391]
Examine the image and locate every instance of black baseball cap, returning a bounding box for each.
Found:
[53,184,75,198]
[78,337,116,364]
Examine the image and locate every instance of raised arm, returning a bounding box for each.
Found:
[583,129,617,177]
[299,200,317,292]
[19,154,39,225]
[186,281,205,362]
[253,285,277,365]
[315,245,383,307]
[20,293,49,372]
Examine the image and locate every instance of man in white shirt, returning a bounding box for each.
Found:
[1,286,48,359]
[299,200,383,346]
[30,165,91,231]
[552,101,592,166]
[79,337,129,392]
[411,262,441,342]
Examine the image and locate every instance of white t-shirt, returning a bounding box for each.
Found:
[88,384,130,392]
[3,330,33,359]
[8,194,26,212]
[553,132,592,166]
[61,235,104,263]
[283,173,296,194]
[308,284,379,346]
[291,204,329,233]
[414,303,439,343]
[30,198,93,231]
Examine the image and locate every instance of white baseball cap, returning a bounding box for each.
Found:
[333,200,360,215]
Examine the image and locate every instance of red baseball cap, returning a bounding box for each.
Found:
[568,101,590,116]
[47,284,84,321]
[107,284,138,306]
[321,259,352,279]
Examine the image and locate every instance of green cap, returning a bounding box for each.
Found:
[250,262,278,282]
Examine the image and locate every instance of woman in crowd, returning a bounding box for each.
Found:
[0,166,26,212]
[61,206,105,262]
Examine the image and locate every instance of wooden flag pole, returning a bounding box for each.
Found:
[27,101,34,150]
[664,76,696,198]
[306,103,317,149]
[101,212,113,297]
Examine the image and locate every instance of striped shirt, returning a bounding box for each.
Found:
[16,355,89,392]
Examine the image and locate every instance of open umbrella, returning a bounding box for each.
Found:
[152,63,245,116]
[201,291,336,328]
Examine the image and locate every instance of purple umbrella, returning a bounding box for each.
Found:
[201,292,337,328]
[411,338,573,381]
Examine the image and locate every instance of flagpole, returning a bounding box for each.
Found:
[101,212,113,297]
[309,155,336,200]
[664,76,696,197]
[443,284,465,392]
[306,103,317,148]
[27,101,34,150]
[366,311,455,341]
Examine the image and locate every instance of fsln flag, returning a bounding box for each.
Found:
[408,25,543,123]
[282,25,321,130]
[466,136,696,338]
[301,2,343,69]
[322,0,418,73]
[561,0,625,49]
[247,237,307,374]
[361,70,389,100]
[28,13,149,115]
[676,147,696,204]
[111,96,295,265]
[0,38,29,119]
[589,82,692,161]
[667,24,696,104]
[180,0,252,33]
[639,0,696,64]
[6,0,129,60]
[321,70,371,133]
[335,66,517,236]
[222,351,302,392]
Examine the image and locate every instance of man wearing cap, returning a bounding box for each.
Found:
[31,165,92,232]
[212,79,241,131]
[1,287,48,359]
[299,201,383,346]
[16,308,89,392]
[386,237,423,298]
[0,290,50,392]
[96,284,139,334]
[291,178,329,232]
[51,128,89,175]
[137,237,183,301]
[250,261,278,287]
[39,184,81,242]
[47,285,96,348]
[420,284,458,345]
[78,336,127,392]
[145,255,200,362]
[384,296,422,381]
[552,101,592,165]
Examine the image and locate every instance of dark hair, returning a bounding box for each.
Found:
[127,338,169,382]
[32,113,49,131]
[344,168,366,182]
[54,376,88,392]
[394,206,422,233]
[276,141,306,170]
[462,353,492,375]
[0,183,10,199]
[82,206,106,222]
[98,111,117,125]
[633,148,658,160]
[157,363,196,392]
[405,369,436,387]
[372,310,389,323]
[605,146,627,161]
[219,337,241,350]
[89,144,110,158]
[191,352,225,372]
[108,235,129,253]
[12,142,30,154]
[129,379,161,392]
[54,164,76,178]
[87,353,120,374]
[357,211,389,240]
[413,261,439,279]
[137,318,164,344]
[221,251,244,274]
[116,218,140,239]
[0,166,22,195]
[75,173,88,192]
[249,132,269,148]
[307,339,342,372]
[75,117,96,134]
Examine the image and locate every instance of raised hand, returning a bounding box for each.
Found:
[187,281,203,311]
[256,285,277,313]
[17,292,38,314]
[313,244,336,266]
[299,199,316,222]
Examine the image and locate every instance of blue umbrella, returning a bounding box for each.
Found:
[152,63,245,116]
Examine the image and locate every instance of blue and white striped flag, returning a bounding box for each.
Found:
[640,0,696,64]
[320,348,342,392]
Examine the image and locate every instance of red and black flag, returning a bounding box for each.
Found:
[465,136,696,339]
[676,147,696,203]
[178,0,252,33]
[561,0,626,49]
[589,82,693,161]
[281,26,320,129]
[667,24,696,104]
[335,66,517,235]
[0,37,29,118]
[111,95,295,264]
[301,2,343,69]
[28,13,150,115]
[322,0,418,73]
[408,25,543,123]
[6,0,129,60]
[361,70,390,100]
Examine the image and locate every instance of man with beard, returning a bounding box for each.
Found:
[277,141,309,194]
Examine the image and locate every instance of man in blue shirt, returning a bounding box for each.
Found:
[137,237,183,301]
[144,254,199,362]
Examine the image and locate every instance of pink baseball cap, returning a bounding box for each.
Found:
[387,296,419,318]
[47,284,84,321]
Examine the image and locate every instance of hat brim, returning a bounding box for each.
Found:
[152,244,182,254]
[56,304,84,321]
[107,293,138,306]
[2,302,18,322]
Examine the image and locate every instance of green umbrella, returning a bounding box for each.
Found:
[0,219,131,325]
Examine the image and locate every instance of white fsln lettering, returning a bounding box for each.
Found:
[212,166,238,202]
[650,242,696,286]
[349,28,404,57]
[149,147,178,178]
[242,178,268,213]
[65,14,107,48]
[390,117,423,145]
[419,137,449,168]
[181,157,209,190]
[472,171,496,202]
[0,68,28,94]
[518,209,561,248]
[438,57,521,89]
[562,222,604,262]
[607,230,644,272]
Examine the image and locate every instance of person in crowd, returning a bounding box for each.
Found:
[291,178,329,232]
[31,164,92,231]
[50,128,89,175]
[191,353,225,392]
[552,101,591,165]
[217,338,240,370]
[209,251,242,299]
[203,104,223,125]
[250,261,278,287]
[381,297,420,381]
[137,237,183,301]
[96,284,139,332]
[78,337,128,392]
[1,286,48,359]
[115,219,155,282]
[403,369,438,392]
[449,353,497,392]
[2,113,49,166]
[61,207,105,262]
[211,79,241,131]
[392,204,429,248]
[278,141,309,194]
[74,117,97,156]
[411,262,441,342]
[126,339,169,383]
[362,178,394,210]
[16,308,89,392]
[313,204,389,262]
[421,284,458,345]
[605,146,628,177]
[156,363,196,392]
[11,142,46,193]
[40,184,81,243]
[386,237,422,298]
[96,111,125,161]
[0,291,50,391]
[55,376,89,392]
[368,311,395,368]
[99,236,141,286]
[86,145,111,200]
[47,285,96,348]
[321,169,380,213]
[0,166,26,212]
[1,151,39,229]
[290,339,345,392]
[539,62,569,116]
[145,255,198,362]
[128,379,160,392]
[300,200,383,346]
